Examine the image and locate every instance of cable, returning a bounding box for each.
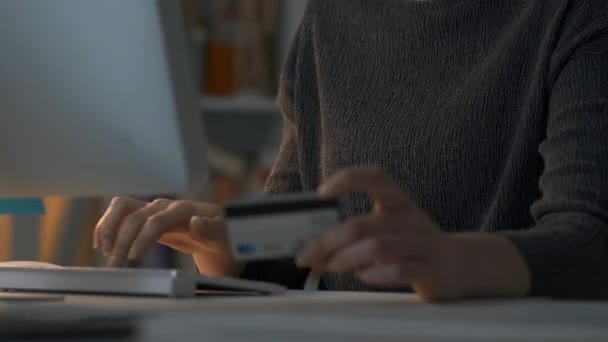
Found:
[303,271,321,291]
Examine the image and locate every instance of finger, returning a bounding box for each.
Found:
[326,234,427,272]
[95,197,143,256]
[109,199,171,266]
[126,201,195,260]
[93,228,100,250]
[189,215,227,246]
[318,166,414,212]
[92,208,101,249]
[188,203,224,218]
[358,262,423,288]
[297,214,405,268]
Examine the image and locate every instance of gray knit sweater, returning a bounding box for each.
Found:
[242,0,608,298]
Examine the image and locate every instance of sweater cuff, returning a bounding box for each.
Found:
[500,229,563,297]
[500,227,607,299]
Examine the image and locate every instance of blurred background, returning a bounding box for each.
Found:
[0,0,308,269]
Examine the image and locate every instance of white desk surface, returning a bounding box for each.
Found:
[3,291,608,341]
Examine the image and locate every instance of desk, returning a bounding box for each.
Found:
[4,291,607,341]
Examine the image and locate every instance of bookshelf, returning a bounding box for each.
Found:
[197,0,307,152]
[202,95,281,152]
[203,103,281,153]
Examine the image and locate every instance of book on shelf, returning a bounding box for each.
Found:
[198,0,280,97]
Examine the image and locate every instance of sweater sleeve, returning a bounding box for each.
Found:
[503,24,608,298]
[239,15,312,289]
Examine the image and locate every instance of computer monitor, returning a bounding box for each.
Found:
[0,0,208,199]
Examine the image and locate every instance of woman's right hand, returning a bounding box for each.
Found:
[93,197,242,276]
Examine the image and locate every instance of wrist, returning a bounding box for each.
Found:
[194,251,245,278]
[449,233,531,299]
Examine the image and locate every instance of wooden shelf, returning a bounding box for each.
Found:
[201,95,279,115]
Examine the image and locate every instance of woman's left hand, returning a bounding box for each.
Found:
[296,166,465,302]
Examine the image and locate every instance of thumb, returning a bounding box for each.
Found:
[190,215,227,243]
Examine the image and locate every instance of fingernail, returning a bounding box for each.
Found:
[107,256,118,267]
[296,246,316,267]
[296,252,312,267]
[127,249,138,260]
[295,255,307,267]
[108,255,125,268]
[317,184,329,197]
[190,217,209,241]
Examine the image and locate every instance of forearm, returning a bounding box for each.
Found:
[451,233,531,299]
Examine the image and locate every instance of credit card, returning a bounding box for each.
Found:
[225,192,340,261]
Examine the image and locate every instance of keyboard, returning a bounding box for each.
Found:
[0,265,285,297]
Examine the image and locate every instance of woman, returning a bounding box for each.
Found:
[94,0,608,301]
